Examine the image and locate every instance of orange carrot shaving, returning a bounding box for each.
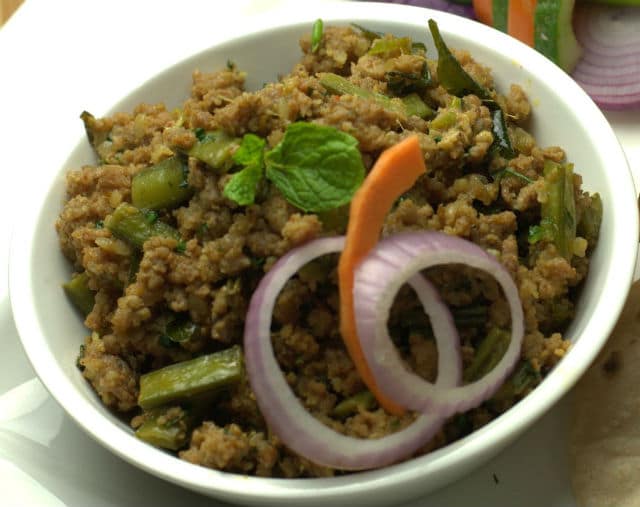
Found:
[473,0,494,26]
[338,135,427,416]
[508,0,537,47]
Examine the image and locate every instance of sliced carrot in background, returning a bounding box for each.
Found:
[473,0,494,26]
[338,135,427,416]
[508,0,537,47]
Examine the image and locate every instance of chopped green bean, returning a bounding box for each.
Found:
[452,304,488,328]
[63,272,95,316]
[401,93,434,119]
[430,109,457,131]
[368,37,412,55]
[319,73,433,119]
[332,390,377,419]
[311,18,323,53]
[162,313,199,344]
[131,156,193,211]
[138,346,243,410]
[80,111,110,148]
[490,360,541,407]
[577,192,602,249]
[539,160,577,259]
[105,202,181,249]
[135,406,192,451]
[463,327,510,382]
[188,130,240,171]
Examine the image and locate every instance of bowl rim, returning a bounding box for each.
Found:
[8,1,639,504]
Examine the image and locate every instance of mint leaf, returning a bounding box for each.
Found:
[223,163,264,205]
[265,122,365,212]
[223,134,266,206]
[232,133,265,167]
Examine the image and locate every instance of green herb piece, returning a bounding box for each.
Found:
[350,23,383,42]
[411,41,427,54]
[175,240,187,254]
[428,19,490,100]
[491,108,517,159]
[63,272,95,316]
[385,62,432,95]
[494,167,535,184]
[368,37,413,56]
[528,218,554,244]
[265,122,365,212]
[311,18,323,53]
[95,220,104,229]
[401,93,434,119]
[144,210,158,224]
[540,160,577,259]
[223,133,266,206]
[333,390,377,419]
[162,313,199,344]
[576,192,602,250]
[135,407,193,451]
[128,251,142,285]
[428,19,515,159]
[320,72,433,119]
[463,327,510,382]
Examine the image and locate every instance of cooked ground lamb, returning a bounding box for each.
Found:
[59,23,601,477]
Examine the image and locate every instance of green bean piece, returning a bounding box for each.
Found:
[131,156,193,211]
[319,73,433,119]
[135,406,192,451]
[463,327,510,383]
[332,391,377,419]
[452,304,488,328]
[311,18,323,53]
[138,346,243,410]
[577,192,602,249]
[540,160,577,259]
[105,202,181,249]
[63,272,95,316]
[401,93,434,119]
[80,111,110,148]
[490,360,541,406]
[128,250,142,284]
[368,37,413,56]
[162,313,199,345]
[188,130,240,171]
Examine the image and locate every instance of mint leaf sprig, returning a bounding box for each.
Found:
[223,122,365,213]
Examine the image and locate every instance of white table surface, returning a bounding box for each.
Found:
[1,1,639,506]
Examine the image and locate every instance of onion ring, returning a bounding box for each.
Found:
[244,236,462,470]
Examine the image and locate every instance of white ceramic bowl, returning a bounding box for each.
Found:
[9,2,638,506]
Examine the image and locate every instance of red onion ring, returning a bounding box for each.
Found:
[243,236,462,470]
[572,4,640,110]
[353,232,524,417]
